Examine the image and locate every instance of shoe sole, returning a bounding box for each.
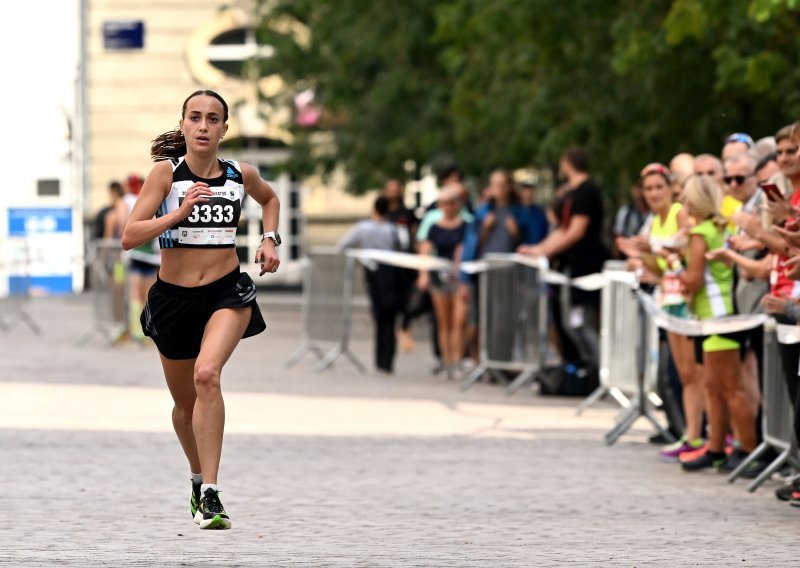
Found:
[199,514,231,530]
[193,510,203,525]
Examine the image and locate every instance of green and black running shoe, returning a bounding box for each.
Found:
[191,480,202,524]
[197,488,231,530]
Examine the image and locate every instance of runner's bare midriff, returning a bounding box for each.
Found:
[158,248,240,287]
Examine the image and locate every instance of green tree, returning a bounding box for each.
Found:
[257,0,800,200]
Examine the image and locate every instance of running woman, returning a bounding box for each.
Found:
[122,90,281,529]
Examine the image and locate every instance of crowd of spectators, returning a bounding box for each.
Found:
[614,126,800,507]
[340,124,800,509]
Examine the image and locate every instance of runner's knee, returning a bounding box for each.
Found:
[194,363,221,395]
[173,403,194,423]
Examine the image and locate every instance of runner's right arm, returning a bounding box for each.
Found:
[122,161,210,250]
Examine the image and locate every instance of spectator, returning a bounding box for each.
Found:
[756,152,779,185]
[669,152,695,198]
[123,174,161,342]
[708,153,768,476]
[722,132,755,162]
[94,181,124,240]
[416,187,469,378]
[679,175,756,472]
[518,146,609,368]
[694,153,724,185]
[458,170,531,366]
[771,124,800,199]
[339,196,405,374]
[624,164,700,459]
[612,182,649,256]
[751,136,777,165]
[695,153,741,230]
[518,182,549,245]
[417,178,475,374]
[382,178,420,353]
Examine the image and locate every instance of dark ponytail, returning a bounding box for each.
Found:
[151,128,186,161]
[150,89,229,162]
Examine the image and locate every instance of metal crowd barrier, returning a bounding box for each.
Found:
[78,239,127,345]
[461,254,549,395]
[588,267,673,445]
[728,321,800,491]
[576,261,632,414]
[0,239,42,335]
[285,248,365,373]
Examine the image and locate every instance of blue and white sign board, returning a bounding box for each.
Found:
[5,207,74,294]
[103,20,145,50]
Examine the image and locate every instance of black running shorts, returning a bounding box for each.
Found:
[141,268,266,360]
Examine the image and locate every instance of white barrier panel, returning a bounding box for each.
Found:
[461,253,549,395]
[728,320,800,491]
[286,249,365,373]
[637,291,767,336]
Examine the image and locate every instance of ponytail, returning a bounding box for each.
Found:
[710,213,728,231]
[151,128,186,161]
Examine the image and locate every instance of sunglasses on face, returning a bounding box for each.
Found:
[723,174,754,185]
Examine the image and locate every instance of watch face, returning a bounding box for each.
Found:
[274,232,282,245]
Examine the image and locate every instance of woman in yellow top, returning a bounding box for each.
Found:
[677,175,756,472]
[627,163,707,461]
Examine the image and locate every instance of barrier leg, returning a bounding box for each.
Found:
[727,441,768,484]
[506,369,536,396]
[18,309,42,335]
[609,387,632,409]
[461,366,487,392]
[285,344,311,368]
[315,346,344,372]
[605,393,675,446]
[576,385,609,416]
[489,369,508,385]
[642,407,675,443]
[747,448,792,493]
[343,348,366,374]
[605,405,640,446]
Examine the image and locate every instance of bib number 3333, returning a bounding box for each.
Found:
[187,203,235,223]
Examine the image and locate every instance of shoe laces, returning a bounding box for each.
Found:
[203,489,224,514]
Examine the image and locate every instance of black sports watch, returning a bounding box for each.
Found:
[261,231,281,246]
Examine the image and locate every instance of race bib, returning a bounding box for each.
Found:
[176,186,241,246]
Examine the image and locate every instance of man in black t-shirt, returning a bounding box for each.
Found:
[519,146,609,367]
[519,146,608,279]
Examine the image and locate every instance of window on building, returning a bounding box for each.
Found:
[37,179,60,196]
[207,27,274,77]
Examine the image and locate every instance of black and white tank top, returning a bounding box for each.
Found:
[157,157,245,249]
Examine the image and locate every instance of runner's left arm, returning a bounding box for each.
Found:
[242,163,280,275]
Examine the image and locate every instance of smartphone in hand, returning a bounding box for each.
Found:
[761,183,784,202]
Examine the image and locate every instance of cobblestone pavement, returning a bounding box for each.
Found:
[1,294,797,567]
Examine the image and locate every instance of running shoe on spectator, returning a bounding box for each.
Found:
[790,488,800,508]
[679,443,707,463]
[660,437,704,462]
[681,450,726,472]
[720,449,764,479]
[776,477,800,501]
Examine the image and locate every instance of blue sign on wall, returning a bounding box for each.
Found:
[8,208,72,236]
[103,20,145,50]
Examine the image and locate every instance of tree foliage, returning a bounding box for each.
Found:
[256,0,800,198]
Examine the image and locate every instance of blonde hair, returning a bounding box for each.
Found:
[682,174,727,229]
